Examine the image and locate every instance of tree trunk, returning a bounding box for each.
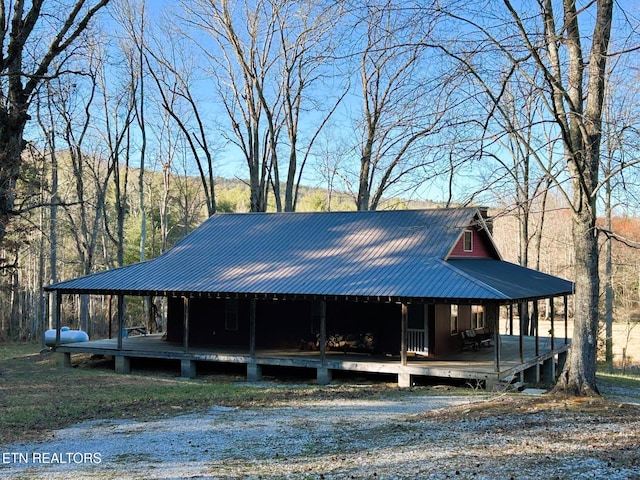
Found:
[554,208,600,395]
[0,117,28,248]
[357,151,372,211]
[49,145,59,330]
[0,0,110,249]
[552,0,613,396]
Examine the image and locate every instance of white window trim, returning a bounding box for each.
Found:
[450,305,459,335]
[463,230,473,252]
[471,305,484,329]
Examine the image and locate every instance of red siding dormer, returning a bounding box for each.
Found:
[449,227,495,258]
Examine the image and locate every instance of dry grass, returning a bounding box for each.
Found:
[0,344,457,445]
[1,342,640,478]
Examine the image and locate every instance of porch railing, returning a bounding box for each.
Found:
[407,328,428,355]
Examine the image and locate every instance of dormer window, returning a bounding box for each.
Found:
[463,230,473,252]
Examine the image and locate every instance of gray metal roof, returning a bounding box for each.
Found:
[447,258,574,299]
[46,208,573,302]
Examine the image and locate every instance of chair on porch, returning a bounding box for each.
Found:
[461,329,491,350]
[475,328,492,347]
[460,330,479,351]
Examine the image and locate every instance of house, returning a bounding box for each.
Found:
[46,208,574,388]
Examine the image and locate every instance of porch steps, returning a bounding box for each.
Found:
[495,374,526,392]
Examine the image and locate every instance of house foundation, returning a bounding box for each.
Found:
[316,367,332,385]
[247,363,262,382]
[181,359,196,378]
[523,363,540,383]
[52,334,570,388]
[115,355,131,374]
[56,352,71,368]
[541,357,556,384]
[398,372,412,388]
[557,350,568,372]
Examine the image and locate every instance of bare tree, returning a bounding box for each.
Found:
[94,35,137,268]
[112,0,153,330]
[0,0,110,253]
[481,73,563,335]
[151,94,182,254]
[112,0,149,261]
[269,0,347,211]
[145,30,218,217]
[59,67,114,331]
[348,1,456,211]
[442,0,618,394]
[181,0,345,212]
[179,0,275,212]
[600,65,640,371]
[37,65,109,331]
[531,0,614,395]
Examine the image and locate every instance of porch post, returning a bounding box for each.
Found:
[550,296,555,351]
[249,298,256,357]
[145,296,153,333]
[247,298,262,382]
[317,299,331,385]
[493,303,500,373]
[53,290,61,346]
[519,303,524,363]
[183,296,190,353]
[117,294,124,350]
[114,295,130,373]
[107,294,112,339]
[533,300,539,356]
[400,303,408,366]
[52,291,71,367]
[564,294,568,344]
[509,304,514,336]
[319,299,327,364]
[179,297,195,379]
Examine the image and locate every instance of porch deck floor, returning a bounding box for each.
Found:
[54,333,570,383]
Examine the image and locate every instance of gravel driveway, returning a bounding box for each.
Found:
[2,389,639,479]
[1,394,479,479]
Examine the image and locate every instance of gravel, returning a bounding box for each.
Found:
[1,387,639,479]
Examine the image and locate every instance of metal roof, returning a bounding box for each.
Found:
[46,208,573,302]
[447,258,574,299]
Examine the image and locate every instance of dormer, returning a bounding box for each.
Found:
[447,209,501,260]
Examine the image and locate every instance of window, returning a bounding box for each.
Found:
[450,305,459,335]
[472,305,484,329]
[225,299,239,331]
[463,230,473,252]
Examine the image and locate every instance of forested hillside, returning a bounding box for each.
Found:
[2,150,639,369]
[0,154,442,341]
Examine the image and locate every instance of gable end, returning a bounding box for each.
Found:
[449,226,496,259]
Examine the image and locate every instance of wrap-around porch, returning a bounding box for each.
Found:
[54,332,570,389]
[45,209,576,389]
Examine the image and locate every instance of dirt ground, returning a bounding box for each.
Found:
[1,380,639,480]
